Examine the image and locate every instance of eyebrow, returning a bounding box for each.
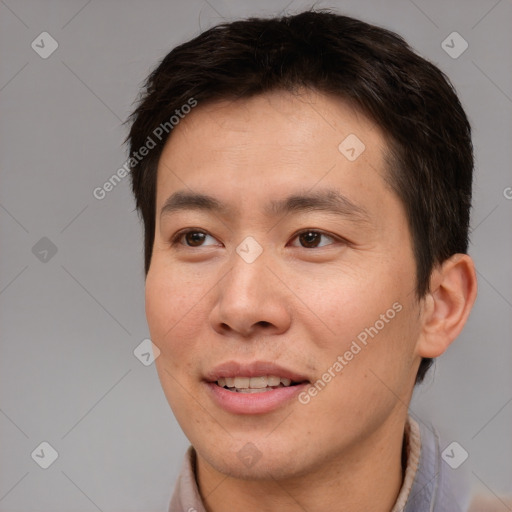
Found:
[160,188,370,223]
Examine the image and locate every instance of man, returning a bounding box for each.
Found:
[126,9,482,512]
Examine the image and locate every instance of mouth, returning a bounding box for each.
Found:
[214,375,307,393]
[204,361,310,414]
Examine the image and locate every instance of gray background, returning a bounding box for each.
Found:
[0,0,511,510]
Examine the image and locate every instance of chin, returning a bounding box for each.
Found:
[197,436,313,482]
[215,455,306,481]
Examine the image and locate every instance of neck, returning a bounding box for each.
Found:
[196,412,408,512]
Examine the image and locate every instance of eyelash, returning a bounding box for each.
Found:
[170,228,345,249]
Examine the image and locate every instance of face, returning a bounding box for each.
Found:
[145,89,424,480]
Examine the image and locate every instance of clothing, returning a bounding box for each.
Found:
[168,415,474,511]
[395,417,472,511]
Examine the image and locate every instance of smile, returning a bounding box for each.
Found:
[216,375,299,393]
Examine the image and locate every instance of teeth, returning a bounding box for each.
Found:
[215,375,297,389]
[267,375,280,386]
[234,377,250,388]
[249,376,267,389]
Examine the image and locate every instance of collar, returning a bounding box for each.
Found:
[392,416,421,511]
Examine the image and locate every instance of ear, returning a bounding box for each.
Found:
[416,253,478,359]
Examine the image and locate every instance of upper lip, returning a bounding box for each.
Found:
[204,361,310,383]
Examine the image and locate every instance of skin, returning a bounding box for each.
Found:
[145,89,477,512]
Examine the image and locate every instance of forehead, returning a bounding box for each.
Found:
[155,89,394,218]
[163,89,385,152]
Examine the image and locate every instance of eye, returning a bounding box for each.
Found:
[170,228,343,249]
[171,229,220,247]
[289,230,339,249]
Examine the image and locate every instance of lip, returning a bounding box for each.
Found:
[204,360,310,383]
[203,360,310,415]
[205,381,309,414]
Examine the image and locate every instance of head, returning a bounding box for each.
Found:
[126,10,476,481]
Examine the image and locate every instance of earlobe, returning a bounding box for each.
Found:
[416,253,478,359]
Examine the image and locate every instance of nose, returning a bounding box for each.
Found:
[209,247,292,339]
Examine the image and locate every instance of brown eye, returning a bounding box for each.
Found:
[299,231,321,248]
[291,230,337,248]
[184,231,206,246]
[172,230,218,247]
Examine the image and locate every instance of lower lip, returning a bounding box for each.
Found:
[205,382,308,414]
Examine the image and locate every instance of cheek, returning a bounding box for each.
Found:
[292,265,397,345]
[303,261,419,374]
[145,264,207,357]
